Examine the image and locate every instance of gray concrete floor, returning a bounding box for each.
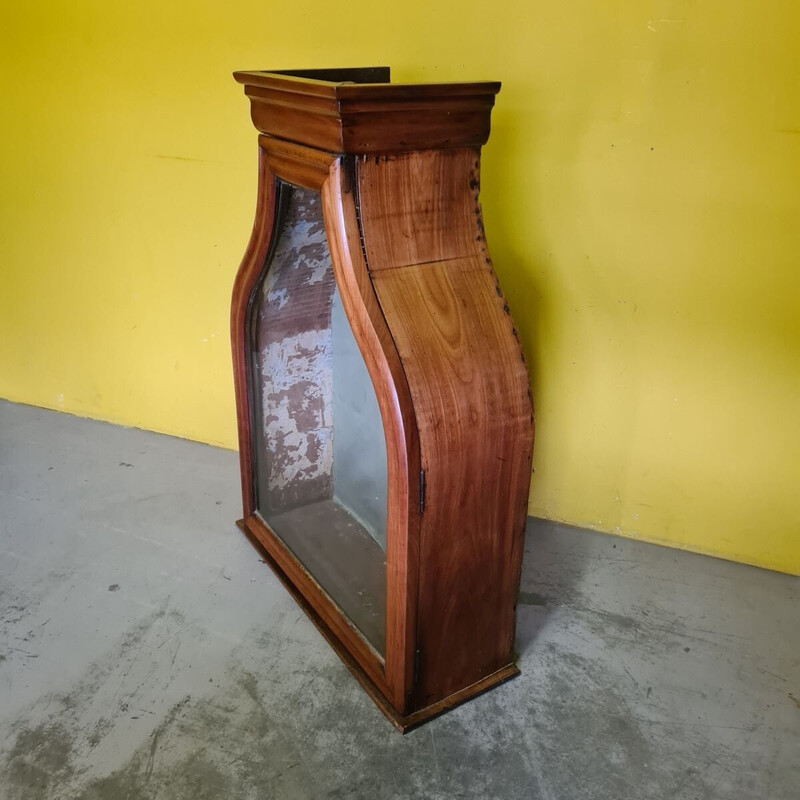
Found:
[0,399,798,800]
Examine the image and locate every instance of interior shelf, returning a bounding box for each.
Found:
[262,499,386,654]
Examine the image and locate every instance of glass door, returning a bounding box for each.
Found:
[250,183,388,656]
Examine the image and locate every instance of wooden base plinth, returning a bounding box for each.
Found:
[388,664,520,734]
[237,519,520,733]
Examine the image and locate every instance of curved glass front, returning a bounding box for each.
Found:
[250,183,388,655]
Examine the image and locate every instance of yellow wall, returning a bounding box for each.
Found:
[2,2,798,574]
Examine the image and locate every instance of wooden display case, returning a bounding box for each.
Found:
[230,67,534,732]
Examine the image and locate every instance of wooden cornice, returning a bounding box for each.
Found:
[233,67,500,154]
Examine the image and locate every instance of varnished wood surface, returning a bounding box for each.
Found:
[322,161,421,712]
[358,150,534,709]
[232,71,533,726]
[395,664,520,733]
[259,136,334,191]
[234,71,500,154]
[371,257,533,705]
[356,149,486,270]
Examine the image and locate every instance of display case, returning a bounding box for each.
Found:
[230,67,534,731]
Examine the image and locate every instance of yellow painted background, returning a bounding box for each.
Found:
[2,2,798,574]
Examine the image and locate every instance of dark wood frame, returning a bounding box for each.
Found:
[231,69,533,732]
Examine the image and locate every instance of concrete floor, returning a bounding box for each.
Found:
[0,400,797,800]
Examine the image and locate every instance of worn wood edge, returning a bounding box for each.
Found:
[237,517,519,734]
[237,514,390,690]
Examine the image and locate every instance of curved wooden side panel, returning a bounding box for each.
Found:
[357,149,534,708]
[321,159,421,712]
[231,146,279,516]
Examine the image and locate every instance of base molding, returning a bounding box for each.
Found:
[392,664,520,733]
[237,519,520,733]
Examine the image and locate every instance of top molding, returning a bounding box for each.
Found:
[233,67,501,154]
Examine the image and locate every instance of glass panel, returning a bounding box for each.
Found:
[250,183,388,655]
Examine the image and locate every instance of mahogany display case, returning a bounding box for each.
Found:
[230,67,534,731]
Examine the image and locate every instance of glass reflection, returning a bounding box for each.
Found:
[250,183,387,654]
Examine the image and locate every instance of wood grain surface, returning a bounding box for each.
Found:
[259,136,335,191]
[232,71,534,723]
[235,71,499,154]
[356,149,483,270]
[322,160,421,712]
[358,149,534,708]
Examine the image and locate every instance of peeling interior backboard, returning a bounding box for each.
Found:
[251,185,388,550]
